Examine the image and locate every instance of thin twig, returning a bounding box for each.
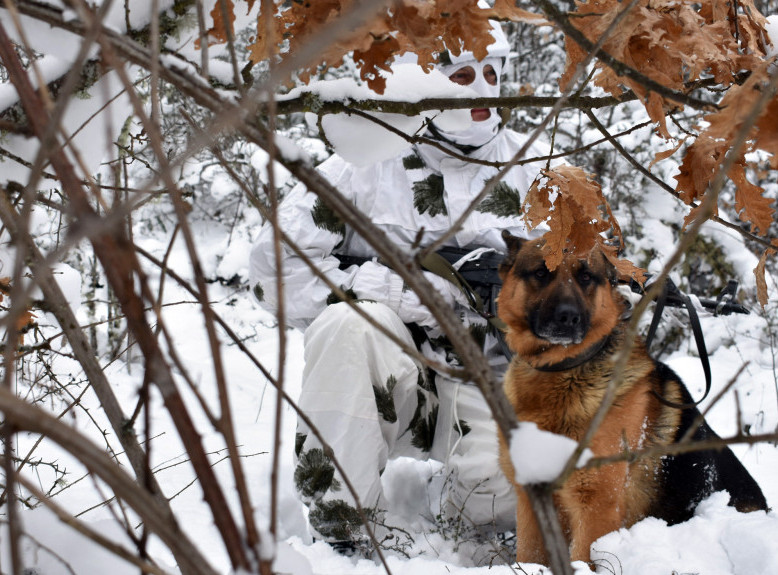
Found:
[584,109,775,251]
[0,387,219,575]
[554,51,778,489]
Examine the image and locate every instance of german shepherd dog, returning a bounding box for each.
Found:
[496,231,768,565]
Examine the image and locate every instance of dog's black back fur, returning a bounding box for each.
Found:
[651,362,768,524]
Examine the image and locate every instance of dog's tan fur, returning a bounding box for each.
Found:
[496,233,766,564]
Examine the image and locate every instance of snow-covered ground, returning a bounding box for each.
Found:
[2,236,777,575]
[0,5,777,575]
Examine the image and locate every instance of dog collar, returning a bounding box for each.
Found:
[532,336,611,372]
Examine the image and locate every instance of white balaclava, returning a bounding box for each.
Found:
[430,20,511,151]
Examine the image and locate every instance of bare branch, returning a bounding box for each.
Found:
[274,92,636,116]
[9,470,175,575]
[0,387,219,575]
[529,0,719,111]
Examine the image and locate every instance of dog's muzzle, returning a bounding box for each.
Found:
[531,301,589,346]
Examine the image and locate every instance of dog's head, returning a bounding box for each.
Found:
[497,231,626,368]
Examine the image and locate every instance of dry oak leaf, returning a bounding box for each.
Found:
[754,247,776,308]
[249,0,500,93]
[522,166,643,283]
[730,163,775,236]
[674,140,724,208]
[0,276,37,344]
[649,136,688,172]
[488,0,548,25]
[560,0,769,138]
[195,0,240,49]
[675,59,777,235]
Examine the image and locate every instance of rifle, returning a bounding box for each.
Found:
[338,248,750,318]
[336,247,511,355]
[335,246,505,320]
[629,276,749,316]
[336,248,750,405]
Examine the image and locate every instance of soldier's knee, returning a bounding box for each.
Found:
[305,301,410,354]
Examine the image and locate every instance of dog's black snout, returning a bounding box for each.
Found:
[554,303,582,327]
[532,297,590,345]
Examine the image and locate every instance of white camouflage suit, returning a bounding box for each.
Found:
[249,23,546,547]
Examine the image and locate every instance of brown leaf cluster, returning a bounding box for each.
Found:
[673,58,778,307]
[561,0,769,137]
[675,59,777,236]
[0,277,36,345]
[558,0,775,304]
[248,0,507,93]
[523,165,645,282]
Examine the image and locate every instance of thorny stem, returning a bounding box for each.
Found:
[102,40,264,572]
[10,471,174,575]
[0,387,219,575]
[218,0,243,91]
[261,0,288,562]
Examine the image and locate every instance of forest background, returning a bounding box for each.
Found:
[0,1,777,574]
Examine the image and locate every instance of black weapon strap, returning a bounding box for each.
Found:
[419,251,508,330]
[336,250,513,357]
[646,279,712,410]
[418,251,513,358]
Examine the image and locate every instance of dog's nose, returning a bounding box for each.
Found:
[554,303,582,327]
[531,300,589,345]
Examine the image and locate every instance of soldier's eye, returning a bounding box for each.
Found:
[483,65,498,86]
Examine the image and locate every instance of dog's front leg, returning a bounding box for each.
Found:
[562,465,630,563]
[514,484,550,565]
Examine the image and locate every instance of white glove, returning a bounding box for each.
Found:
[350,260,467,328]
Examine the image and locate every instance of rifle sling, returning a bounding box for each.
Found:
[647,279,712,410]
[418,251,508,333]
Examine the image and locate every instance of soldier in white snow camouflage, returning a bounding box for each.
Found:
[250,19,546,556]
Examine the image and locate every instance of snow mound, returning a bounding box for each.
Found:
[592,492,778,575]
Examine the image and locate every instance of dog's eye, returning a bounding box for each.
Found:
[534,268,548,280]
[578,270,593,284]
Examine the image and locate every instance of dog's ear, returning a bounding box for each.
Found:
[605,259,619,286]
[595,244,622,287]
[500,230,525,279]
